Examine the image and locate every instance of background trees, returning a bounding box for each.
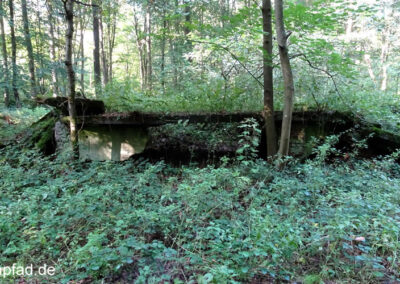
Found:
[0,0,399,139]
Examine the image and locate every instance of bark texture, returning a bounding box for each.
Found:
[275,0,294,159]
[0,0,10,106]
[21,0,38,97]
[100,14,109,86]
[92,0,102,96]
[262,0,277,157]
[79,12,85,93]
[46,0,59,97]
[145,4,152,90]
[63,0,79,159]
[8,0,20,107]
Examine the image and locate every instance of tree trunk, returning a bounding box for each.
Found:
[380,5,393,92]
[380,32,390,92]
[92,0,102,96]
[8,0,20,107]
[56,24,67,97]
[275,0,294,160]
[63,0,79,159]
[171,0,179,88]
[0,0,10,106]
[363,53,377,88]
[133,7,146,89]
[80,13,85,94]
[169,38,178,88]
[21,0,38,97]
[145,4,152,91]
[345,17,353,39]
[161,15,167,92]
[262,0,277,157]
[108,9,116,82]
[35,0,45,94]
[183,0,191,36]
[46,0,59,97]
[380,33,390,91]
[100,13,109,86]
[183,0,192,61]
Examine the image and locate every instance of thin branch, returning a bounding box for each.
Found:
[293,53,362,118]
[72,0,99,7]
[188,39,264,87]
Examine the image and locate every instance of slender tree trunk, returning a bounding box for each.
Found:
[92,0,102,96]
[0,0,10,106]
[363,53,377,87]
[183,0,191,36]
[380,32,390,92]
[381,62,389,92]
[161,13,167,92]
[262,0,277,157]
[21,0,38,97]
[380,33,390,91]
[8,0,20,107]
[72,6,80,62]
[183,0,192,61]
[142,12,148,87]
[145,4,152,90]
[56,24,67,96]
[100,14,109,86]
[36,0,45,94]
[275,0,294,160]
[108,9,116,82]
[63,0,79,159]
[220,0,227,27]
[380,5,393,92]
[169,38,178,88]
[80,14,85,94]
[345,17,353,40]
[171,0,179,88]
[133,8,145,89]
[46,0,59,97]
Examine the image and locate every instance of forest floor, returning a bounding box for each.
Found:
[1,105,400,283]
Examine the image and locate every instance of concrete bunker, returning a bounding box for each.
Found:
[33,97,400,162]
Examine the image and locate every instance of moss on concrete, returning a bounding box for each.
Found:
[25,112,57,152]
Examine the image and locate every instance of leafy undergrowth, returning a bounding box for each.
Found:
[0,104,49,145]
[96,78,400,141]
[1,144,399,283]
[99,80,263,113]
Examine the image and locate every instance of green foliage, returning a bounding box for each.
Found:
[100,78,262,113]
[150,121,240,155]
[1,143,399,283]
[236,118,260,163]
[0,104,49,144]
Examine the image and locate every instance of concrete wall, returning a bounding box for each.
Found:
[79,126,149,161]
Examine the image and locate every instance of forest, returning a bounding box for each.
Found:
[0,0,400,283]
